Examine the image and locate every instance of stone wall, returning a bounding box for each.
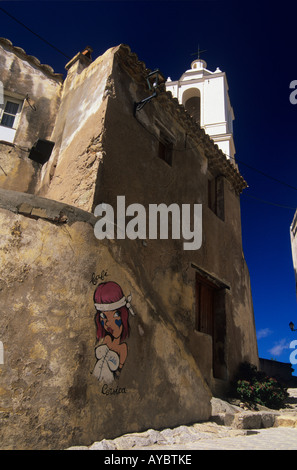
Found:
[259,358,297,386]
[0,38,63,194]
[0,43,259,449]
[0,38,62,149]
[93,45,259,385]
[37,43,259,389]
[37,47,116,210]
[0,142,40,193]
[0,189,211,450]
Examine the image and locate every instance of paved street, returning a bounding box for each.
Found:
[131,427,297,451]
[70,422,297,451]
[68,388,297,451]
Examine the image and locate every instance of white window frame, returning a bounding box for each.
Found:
[0,96,23,129]
[0,94,23,143]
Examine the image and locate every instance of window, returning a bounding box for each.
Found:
[0,98,22,129]
[1,100,20,128]
[0,95,23,143]
[208,175,225,220]
[158,131,173,166]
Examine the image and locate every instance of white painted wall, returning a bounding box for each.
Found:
[166,59,235,160]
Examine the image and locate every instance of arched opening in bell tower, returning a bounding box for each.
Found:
[182,88,201,125]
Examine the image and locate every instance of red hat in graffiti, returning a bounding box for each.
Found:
[94,281,132,341]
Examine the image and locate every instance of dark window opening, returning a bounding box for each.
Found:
[208,175,225,221]
[158,133,173,166]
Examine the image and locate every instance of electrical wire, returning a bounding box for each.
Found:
[135,112,297,191]
[2,3,295,200]
[227,155,297,209]
[0,6,71,59]
[242,193,296,210]
[230,156,297,192]
[134,113,297,210]
[1,7,295,212]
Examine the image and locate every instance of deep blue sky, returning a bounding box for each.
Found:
[1,0,297,368]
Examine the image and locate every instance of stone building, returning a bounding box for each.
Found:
[0,38,259,449]
[0,38,63,193]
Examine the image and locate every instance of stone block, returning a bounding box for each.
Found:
[89,439,117,450]
[224,413,237,426]
[261,412,276,428]
[211,397,241,415]
[211,413,226,426]
[113,429,164,449]
[31,207,48,218]
[232,412,262,429]
[275,415,297,428]
[18,203,32,215]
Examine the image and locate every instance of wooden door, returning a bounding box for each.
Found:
[195,275,215,337]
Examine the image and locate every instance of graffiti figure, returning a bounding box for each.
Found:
[92,281,134,383]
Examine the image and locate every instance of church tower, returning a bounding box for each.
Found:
[166,56,236,162]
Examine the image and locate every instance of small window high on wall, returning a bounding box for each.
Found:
[208,175,225,221]
[0,96,23,143]
[1,100,20,128]
[158,131,173,166]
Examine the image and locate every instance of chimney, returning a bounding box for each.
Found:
[65,46,93,74]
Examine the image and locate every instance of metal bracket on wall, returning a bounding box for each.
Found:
[134,69,165,115]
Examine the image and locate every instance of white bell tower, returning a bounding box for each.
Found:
[166,56,236,162]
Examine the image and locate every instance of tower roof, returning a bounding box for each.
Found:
[190,58,207,70]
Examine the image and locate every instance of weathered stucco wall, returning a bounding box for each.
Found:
[0,38,62,149]
[0,142,40,193]
[0,43,259,449]
[91,45,259,387]
[35,43,258,391]
[37,47,117,210]
[0,189,211,450]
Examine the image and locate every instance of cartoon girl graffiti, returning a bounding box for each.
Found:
[92,281,134,384]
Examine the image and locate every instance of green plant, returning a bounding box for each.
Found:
[233,362,289,410]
